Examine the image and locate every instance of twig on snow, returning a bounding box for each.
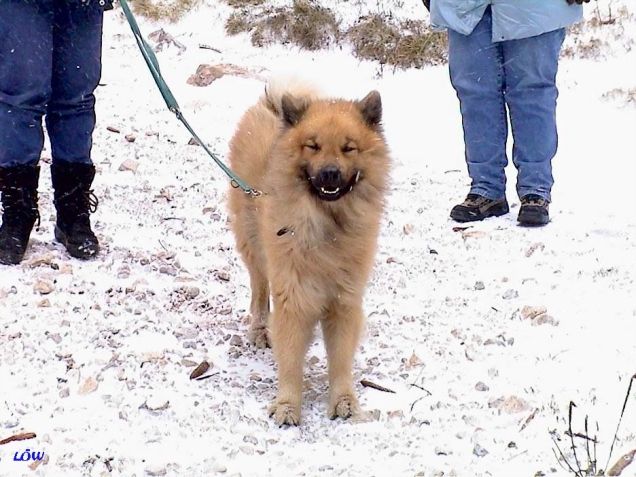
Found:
[0,432,37,446]
[360,379,395,394]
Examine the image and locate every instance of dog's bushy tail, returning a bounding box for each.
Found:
[262,77,321,117]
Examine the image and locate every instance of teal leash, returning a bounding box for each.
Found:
[118,0,261,197]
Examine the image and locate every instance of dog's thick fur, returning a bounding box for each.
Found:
[228,80,390,425]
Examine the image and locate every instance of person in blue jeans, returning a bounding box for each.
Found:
[427,0,587,226]
[0,0,112,265]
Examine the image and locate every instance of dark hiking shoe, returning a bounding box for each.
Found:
[450,193,509,222]
[0,165,40,265]
[518,194,550,227]
[51,162,99,259]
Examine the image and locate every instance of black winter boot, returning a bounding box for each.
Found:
[51,161,99,259]
[450,193,509,222]
[518,194,550,227]
[0,165,40,265]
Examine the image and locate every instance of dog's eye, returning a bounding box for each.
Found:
[304,143,320,151]
[342,144,358,154]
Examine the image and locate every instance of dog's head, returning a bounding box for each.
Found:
[274,90,389,203]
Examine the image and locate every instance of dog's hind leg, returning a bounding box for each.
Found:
[321,305,364,420]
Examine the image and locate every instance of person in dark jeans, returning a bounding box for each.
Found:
[425,0,588,226]
[0,0,113,265]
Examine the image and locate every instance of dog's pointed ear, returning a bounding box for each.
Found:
[357,90,382,127]
[281,94,309,127]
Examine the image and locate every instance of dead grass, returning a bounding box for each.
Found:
[224,0,265,7]
[128,0,202,22]
[601,87,636,108]
[563,5,634,59]
[225,0,340,51]
[346,15,447,69]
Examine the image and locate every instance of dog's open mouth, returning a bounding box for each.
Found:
[307,170,361,202]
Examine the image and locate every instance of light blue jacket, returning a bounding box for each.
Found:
[430,0,583,42]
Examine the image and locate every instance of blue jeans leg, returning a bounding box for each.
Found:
[46,2,104,165]
[448,7,508,200]
[0,1,53,167]
[502,29,565,202]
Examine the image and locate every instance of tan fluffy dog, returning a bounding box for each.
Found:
[228,80,390,426]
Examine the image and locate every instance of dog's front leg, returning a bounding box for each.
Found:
[268,306,314,426]
[321,305,363,420]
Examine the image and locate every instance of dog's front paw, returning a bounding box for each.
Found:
[248,324,271,349]
[328,392,360,420]
[268,400,300,426]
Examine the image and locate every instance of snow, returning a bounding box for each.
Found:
[1,1,635,476]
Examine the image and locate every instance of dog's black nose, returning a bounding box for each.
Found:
[317,166,342,189]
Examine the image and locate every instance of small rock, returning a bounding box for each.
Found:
[125,133,136,143]
[38,299,51,308]
[434,447,449,456]
[78,377,98,395]
[189,361,211,380]
[47,332,62,344]
[229,335,243,347]
[502,289,519,300]
[464,346,477,361]
[243,435,258,446]
[145,465,167,476]
[34,279,54,295]
[405,352,423,369]
[461,230,488,239]
[473,443,489,457]
[143,395,170,411]
[117,265,131,279]
[475,381,489,392]
[215,270,230,282]
[183,286,200,299]
[181,359,198,367]
[474,281,485,290]
[213,463,227,473]
[176,327,199,340]
[525,242,545,257]
[106,126,121,134]
[521,305,547,320]
[387,410,404,419]
[489,395,530,414]
[159,265,177,276]
[59,387,70,398]
[187,63,259,87]
[531,313,558,327]
[403,224,415,235]
[118,159,139,173]
[26,254,55,268]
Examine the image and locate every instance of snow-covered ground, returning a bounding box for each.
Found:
[1,1,635,476]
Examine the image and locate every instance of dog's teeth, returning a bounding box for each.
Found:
[320,187,340,195]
